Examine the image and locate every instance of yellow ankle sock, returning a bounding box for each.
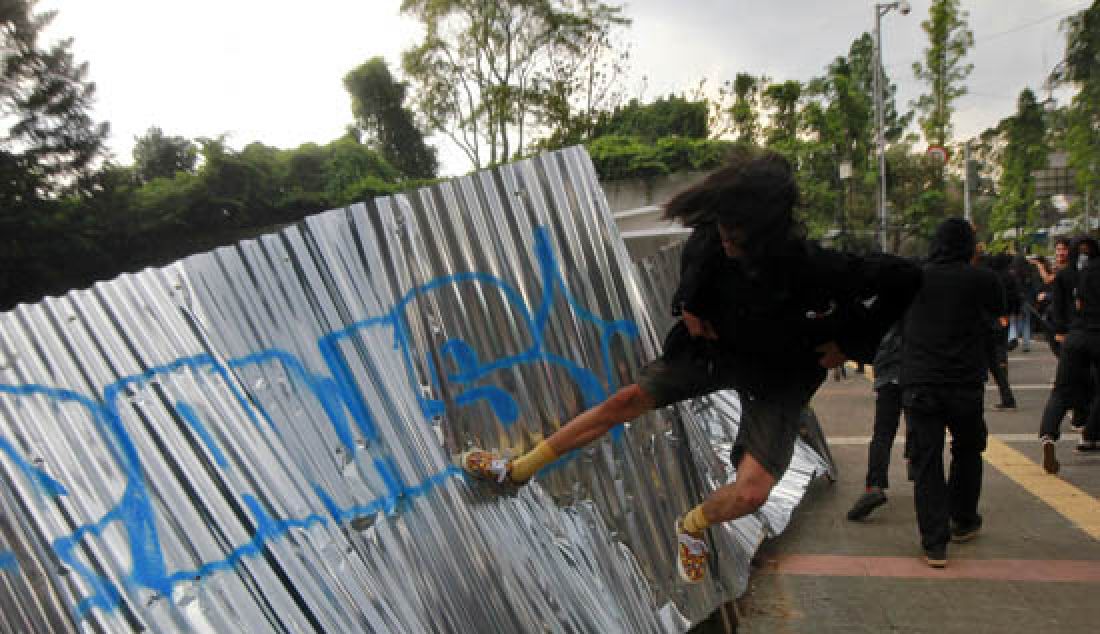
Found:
[509,440,559,483]
[682,505,710,536]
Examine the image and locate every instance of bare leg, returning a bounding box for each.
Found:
[545,383,657,454]
[700,452,777,524]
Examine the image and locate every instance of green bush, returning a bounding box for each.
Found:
[587,135,735,181]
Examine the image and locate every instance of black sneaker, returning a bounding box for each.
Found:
[1076,440,1100,453]
[1042,437,1060,475]
[923,544,948,568]
[992,402,1017,411]
[951,515,983,543]
[846,490,887,521]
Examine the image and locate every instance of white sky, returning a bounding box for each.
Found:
[40,0,1088,176]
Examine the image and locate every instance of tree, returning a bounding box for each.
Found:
[762,80,803,148]
[728,73,763,145]
[400,0,628,169]
[132,126,197,183]
[1,0,109,307]
[911,0,974,147]
[593,95,708,141]
[1060,1,1100,218]
[990,90,1047,247]
[344,57,438,179]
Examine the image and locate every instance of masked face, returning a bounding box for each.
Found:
[1079,252,1091,270]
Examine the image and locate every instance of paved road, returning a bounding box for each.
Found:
[724,344,1100,633]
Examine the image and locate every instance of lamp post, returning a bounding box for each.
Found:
[839,158,853,250]
[873,1,910,252]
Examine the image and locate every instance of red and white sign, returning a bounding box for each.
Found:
[926,145,949,162]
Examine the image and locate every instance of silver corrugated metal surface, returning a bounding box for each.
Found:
[0,147,832,632]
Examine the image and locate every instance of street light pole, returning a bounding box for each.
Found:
[873,1,910,252]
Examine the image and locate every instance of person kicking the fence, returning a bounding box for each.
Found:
[460,149,921,583]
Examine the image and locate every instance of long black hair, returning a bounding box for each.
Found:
[662,148,802,262]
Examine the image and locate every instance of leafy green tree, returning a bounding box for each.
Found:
[800,34,913,245]
[1060,1,1100,218]
[728,73,763,145]
[911,0,974,147]
[1,0,109,308]
[593,95,708,141]
[846,33,912,144]
[401,0,628,169]
[762,80,803,148]
[344,57,438,179]
[990,89,1047,247]
[132,126,198,183]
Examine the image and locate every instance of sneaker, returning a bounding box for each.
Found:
[675,519,708,584]
[951,515,983,543]
[846,489,888,521]
[923,544,948,568]
[1076,440,1100,453]
[992,402,1017,411]
[458,448,516,485]
[1041,437,1060,475]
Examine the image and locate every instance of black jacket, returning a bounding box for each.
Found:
[901,220,1005,387]
[1049,265,1082,335]
[1077,255,1100,330]
[670,226,921,391]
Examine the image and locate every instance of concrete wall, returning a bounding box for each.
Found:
[603,171,708,261]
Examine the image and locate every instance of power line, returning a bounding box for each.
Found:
[975,5,1090,46]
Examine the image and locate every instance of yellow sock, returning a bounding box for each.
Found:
[682,505,711,536]
[509,440,559,483]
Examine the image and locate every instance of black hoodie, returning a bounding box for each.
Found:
[672,225,921,393]
[901,218,1005,386]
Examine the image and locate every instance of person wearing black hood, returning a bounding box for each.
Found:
[459,149,922,584]
[902,217,1005,568]
[983,253,1018,410]
[1070,244,1100,452]
[1037,236,1100,473]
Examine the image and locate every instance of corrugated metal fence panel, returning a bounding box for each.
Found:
[0,147,830,633]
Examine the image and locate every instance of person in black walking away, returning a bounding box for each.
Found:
[459,149,922,584]
[847,322,910,521]
[1038,236,1100,473]
[903,218,1004,569]
[1071,246,1100,453]
[984,253,1017,410]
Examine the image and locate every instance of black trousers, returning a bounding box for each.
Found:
[865,383,906,489]
[904,384,987,550]
[988,326,1016,407]
[1039,331,1096,440]
[1044,330,1100,443]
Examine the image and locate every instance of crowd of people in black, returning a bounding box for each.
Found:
[847,232,1100,563]
[461,150,1097,578]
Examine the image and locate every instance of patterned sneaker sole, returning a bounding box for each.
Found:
[457,449,514,485]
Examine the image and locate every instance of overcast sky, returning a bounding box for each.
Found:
[40,0,1089,176]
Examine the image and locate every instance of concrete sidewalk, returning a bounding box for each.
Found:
[704,345,1100,633]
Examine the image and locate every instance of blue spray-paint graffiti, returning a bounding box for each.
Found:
[0,226,640,619]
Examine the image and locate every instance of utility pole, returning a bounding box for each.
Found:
[873,1,911,252]
[963,140,972,222]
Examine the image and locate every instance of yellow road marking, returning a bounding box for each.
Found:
[983,437,1100,540]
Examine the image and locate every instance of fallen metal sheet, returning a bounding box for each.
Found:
[0,147,832,633]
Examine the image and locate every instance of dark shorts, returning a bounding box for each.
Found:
[638,352,825,479]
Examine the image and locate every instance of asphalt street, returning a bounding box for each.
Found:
[696,342,1100,633]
